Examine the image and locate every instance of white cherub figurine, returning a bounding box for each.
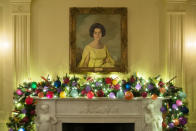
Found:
[36,104,57,131]
[145,102,162,131]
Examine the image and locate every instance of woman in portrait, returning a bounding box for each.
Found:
[79,23,115,67]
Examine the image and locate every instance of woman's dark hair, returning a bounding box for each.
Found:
[89,23,106,37]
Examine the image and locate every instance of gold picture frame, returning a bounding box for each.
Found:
[69,7,127,73]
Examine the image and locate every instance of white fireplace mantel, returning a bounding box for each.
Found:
[35,97,163,131]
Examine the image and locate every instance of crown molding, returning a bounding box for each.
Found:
[10,0,32,3]
[167,0,188,4]
[10,0,32,15]
[167,0,187,13]
[167,11,186,14]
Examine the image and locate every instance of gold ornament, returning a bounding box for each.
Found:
[112,79,118,85]
[151,94,158,100]
[60,91,66,98]
[173,119,179,126]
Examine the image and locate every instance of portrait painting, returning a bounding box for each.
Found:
[70,7,127,73]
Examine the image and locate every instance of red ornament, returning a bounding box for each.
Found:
[87,91,94,99]
[130,76,136,83]
[114,84,120,90]
[35,89,41,94]
[142,92,147,98]
[162,122,167,128]
[105,78,112,84]
[158,81,164,87]
[46,91,54,99]
[81,90,87,96]
[97,90,104,97]
[25,96,33,105]
[63,77,70,84]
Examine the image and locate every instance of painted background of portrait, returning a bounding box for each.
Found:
[75,14,121,67]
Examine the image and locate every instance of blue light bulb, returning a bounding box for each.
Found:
[18,128,25,131]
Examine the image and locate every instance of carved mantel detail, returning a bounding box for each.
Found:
[35,98,163,131]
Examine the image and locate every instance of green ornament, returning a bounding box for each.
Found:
[117,90,124,99]
[31,82,37,89]
[70,89,78,98]
[178,91,186,99]
[16,103,23,110]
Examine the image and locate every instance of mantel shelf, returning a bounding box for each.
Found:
[33,96,168,101]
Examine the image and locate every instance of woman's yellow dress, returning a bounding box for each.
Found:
[79,45,115,67]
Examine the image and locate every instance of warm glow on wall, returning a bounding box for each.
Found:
[185,30,196,58]
[0,41,9,49]
[137,72,148,80]
[0,35,9,53]
[185,39,196,59]
[185,30,196,50]
[186,40,196,49]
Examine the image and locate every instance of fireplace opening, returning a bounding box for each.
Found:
[62,123,134,131]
